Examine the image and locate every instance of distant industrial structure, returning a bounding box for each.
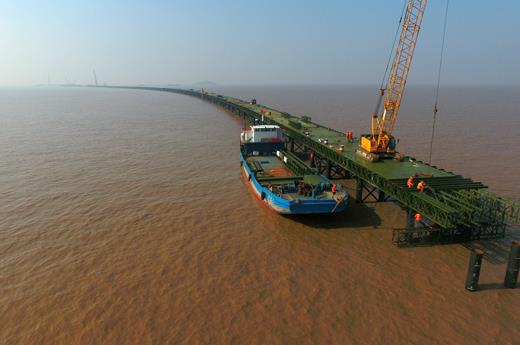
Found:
[92,69,98,87]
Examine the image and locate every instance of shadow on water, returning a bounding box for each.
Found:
[286,203,382,230]
[462,226,520,265]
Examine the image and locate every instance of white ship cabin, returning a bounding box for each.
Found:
[241,125,283,143]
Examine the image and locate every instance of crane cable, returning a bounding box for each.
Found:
[428,0,450,164]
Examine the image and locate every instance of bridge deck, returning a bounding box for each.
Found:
[228,96,474,184]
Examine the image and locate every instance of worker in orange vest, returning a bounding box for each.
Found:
[406,176,414,189]
[417,180,426,192]
[415,213,422,224]
[331,183,337,195]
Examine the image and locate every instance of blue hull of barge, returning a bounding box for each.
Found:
[240,152,346,214]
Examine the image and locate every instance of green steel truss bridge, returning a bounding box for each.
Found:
[109,86,520,246]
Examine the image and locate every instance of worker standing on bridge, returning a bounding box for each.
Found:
[414,213,422,227]
[417,180,426,192]
[407,176,414,189]
[346,131,353,143]
[331,183,337,196]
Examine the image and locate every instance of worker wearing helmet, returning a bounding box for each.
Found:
[417,180,426,192]
[414,213,422,226]
[331,183,337,196]
[407,176,414,189]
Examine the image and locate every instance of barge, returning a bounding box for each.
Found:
[240,125,348,214]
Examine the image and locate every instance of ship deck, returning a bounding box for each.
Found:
[245,154,337,201]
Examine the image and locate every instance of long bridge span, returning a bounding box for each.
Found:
[103,85,519,246]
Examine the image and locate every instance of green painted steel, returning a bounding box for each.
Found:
[202,89,518,233]
[105,86,519,239]
[281,151,315,176]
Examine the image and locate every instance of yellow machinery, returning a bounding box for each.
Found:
[359,0,427,161]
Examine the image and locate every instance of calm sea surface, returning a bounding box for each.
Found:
[0,86,519,344]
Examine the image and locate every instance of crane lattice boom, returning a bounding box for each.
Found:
[378,0,427,139]
[359,0,427,161]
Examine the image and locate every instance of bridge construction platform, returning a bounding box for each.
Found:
[108,86,520,246]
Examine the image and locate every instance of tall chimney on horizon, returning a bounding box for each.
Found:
[93,69,98,86]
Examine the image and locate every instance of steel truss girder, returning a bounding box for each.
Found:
[361,184,380,202]
[310,151,350,179]
[392,224,506,247]
[277,128,457,228]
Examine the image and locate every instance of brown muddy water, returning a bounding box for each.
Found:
[0,86,519,345]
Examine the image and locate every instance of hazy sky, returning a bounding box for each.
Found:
[1,0,519,86]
